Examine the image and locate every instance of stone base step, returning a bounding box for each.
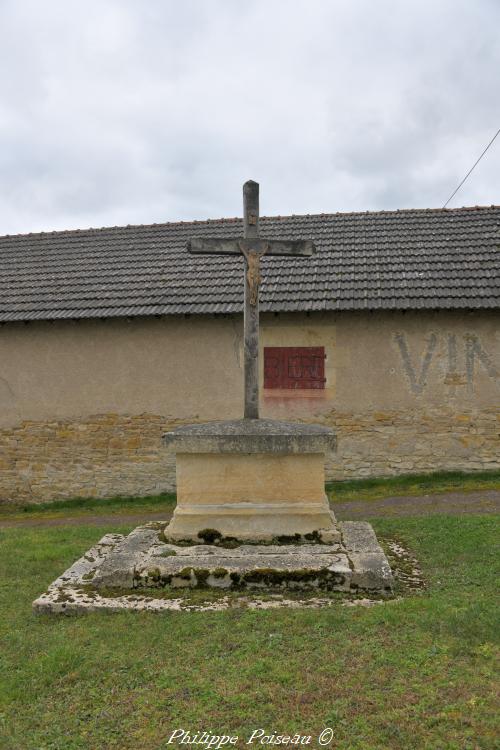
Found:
[32,521,394,614]
[164,504,341,543]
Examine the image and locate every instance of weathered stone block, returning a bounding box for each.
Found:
[340,521,383,553]
[163,419,339,542]
[350,553,393,591]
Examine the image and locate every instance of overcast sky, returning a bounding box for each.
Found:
[0,0,498,235]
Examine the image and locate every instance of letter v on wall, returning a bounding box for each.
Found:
[394,332,438,395]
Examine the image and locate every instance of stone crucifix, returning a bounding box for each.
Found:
[187,180,316,419]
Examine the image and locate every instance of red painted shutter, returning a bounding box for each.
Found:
[264,347,326,389]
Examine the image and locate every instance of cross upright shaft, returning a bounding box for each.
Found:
[242,180,261,418]
[187,180,316,420]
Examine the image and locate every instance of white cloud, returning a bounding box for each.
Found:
[0,0,498,234]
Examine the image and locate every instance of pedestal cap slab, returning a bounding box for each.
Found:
[163,418,336,455]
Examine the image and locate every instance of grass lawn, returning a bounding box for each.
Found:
[0,492,177,522]
[0,514,498,749]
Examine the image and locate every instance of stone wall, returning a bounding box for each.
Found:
[1,406,498,505]
[0,414,178,504]
[325,406,500,479]
[0,310,498,505]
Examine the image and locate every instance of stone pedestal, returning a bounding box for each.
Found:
[32,521,395,613]
[162,419,339,543]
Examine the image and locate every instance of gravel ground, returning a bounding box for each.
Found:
[332,489,500,519]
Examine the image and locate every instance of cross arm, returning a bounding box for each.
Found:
[187,237,316,256]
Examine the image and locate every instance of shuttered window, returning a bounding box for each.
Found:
[264,347,326,389]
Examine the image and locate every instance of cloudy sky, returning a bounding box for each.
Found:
[0,0,498,235]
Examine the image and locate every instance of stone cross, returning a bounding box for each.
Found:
[188,180,316,419]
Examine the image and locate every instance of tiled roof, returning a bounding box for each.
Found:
[0,206,499,322]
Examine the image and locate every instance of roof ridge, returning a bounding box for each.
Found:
[1,204,499,242]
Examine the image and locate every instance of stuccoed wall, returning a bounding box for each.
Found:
[0,310,498,504]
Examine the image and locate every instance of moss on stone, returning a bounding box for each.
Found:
[304,530,322,542]
[177,567,195,580]
[274,534,302,544]
[211,567,228,578]
[55,590,75,603]
[193,569,210,585]
[197,528,223,544]
[145,567,162,584]
[242,567,346,589]
[158,530,336,549]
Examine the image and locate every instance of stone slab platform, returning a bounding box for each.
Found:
[33,521,393,614]
[162,418,337,454]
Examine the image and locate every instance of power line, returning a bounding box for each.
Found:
[442,126,500,208]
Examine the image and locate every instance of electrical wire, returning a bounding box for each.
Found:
[442,127,500,208]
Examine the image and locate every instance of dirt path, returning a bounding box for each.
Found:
[332,489,500,519]
[1,489,499,529]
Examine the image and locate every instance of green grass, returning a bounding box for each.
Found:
[0,515,498,749]
[327,469,500,503]
[18,491,176,514]
[0,492,176,522]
